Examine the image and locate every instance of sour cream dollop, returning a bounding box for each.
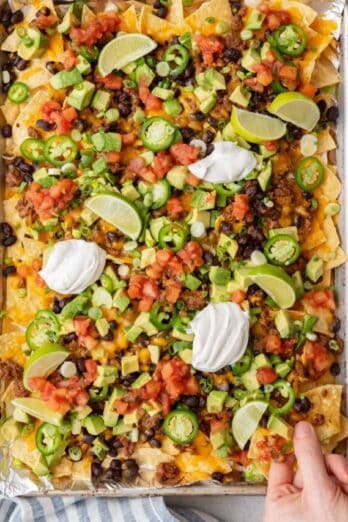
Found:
[188,141,257,184]
[190,302,249,372]
[39,239,106,295]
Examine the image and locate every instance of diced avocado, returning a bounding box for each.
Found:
[244,462,265,483]
[113,420,133,435]
[83,415,105,436]
[194,86,211,102]
[217,233,238,259]
[91,132,121,152]
[196,68,226,91]
[222,122,237,142]
[32,454,50,476]
[164,99,182,116]
[257,160,272,191]
[124,410,140,427]
[95,318,109,337]
[0,418,20,442]
[207,390,228,413]
[67,81,95,110]
[135,63,155,86]
[71,417,82,435]
[254,354,271,369]
[210,283,231,303]
[241,366,260,391]
[131,372,152,389]
[191,190,216,211]
[152,86,174,100]
[269,226,299,241]
[145,229,155,248]
[143,400,162,416]
[260,42,271,61]
[140,247,156,269]
[94,365,118,387]
[241,48,261,72]
[275,361,292,379]
[210,430,226,450]
[292,270,304,299]
[113,288,130,313]
[229,85,251,108]
[150,217,170,242]
[92,438,108,460]
[76,55,92,75]
[225,396,238,409]
[275,310,291,338]
[148,344,161,364]
[121,183,140,201]
[76,405,92,420]
[184,274,201,291]
[50,68,83,90]
[200,93,217,114]
[171,327,193,342]
[121,354,139,376]
[245,10,265,30]
[18,28,47,60]
[209,266,231,285]
[134,312,158,336]
[167,166,188,189]
[267,415,293,440]
[259,143,278,158]
[58,5,74,34]
[306,255,324,283]
[80,207,98,226]
[91,90,111,112]
[13,407,30,424]
[178,348,193,364]
[125,325,142,342]
[233,268,252,290]
[103,387,125,427]
[187,209,211,228]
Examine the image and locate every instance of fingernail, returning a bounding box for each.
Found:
[295,421,312,439]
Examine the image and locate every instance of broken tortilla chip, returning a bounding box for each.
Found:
[167,0,185,24]
[141,7,190,43]
[119,5,140,33]
[311,55,340,88]
[324,247,348,270]
[317,166,341,200]
[317,128,336,154]
[303,385,342,441]
[185,0,233,35]
[0,331,26,366]
[322,416,348,453]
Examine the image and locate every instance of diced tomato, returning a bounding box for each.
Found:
[232,194,250,220]
[185,173,201,187]
[170,143,200,166]
[62,48,79,70]
[70,11,119,46]
[244,77,265,93]
[85,359,98,384]
[146,262,164,280]
[259,5,291,30]
[62,107,78,122]
[106,151,121,164]
[75,390,89,406]
[166,197,184,218]
[115,399,132,415]
[153,152,174,179]
[231,289,246,304]
[128,275,160,304]
[264,334,282,353]
[26,179,77,220]
[35,13,58,29]
[279,65,298,90]
[264,141,278,151]
[164,281,182,304]
[157,357,199,401]
[299,84,317,98]
[196,35,224,65]
[139,166,157,183]
[41,101,62,122]
[156,249,174,266]
[122,133,136,145]
[306,289,336,310]
[160,391,171,415]
[256,367,278,384]
[231,450,250,467]
[139,75,163,111]
[210,418,228,434]
[302,341,333,373]
[256,434,288,462]
[178,241,204,272]
[138,296,154,312]
[253,63,273,87]
[128,157,146,174]
[144,380,162,400]
[95,72,123,90]
[167,255,184,276]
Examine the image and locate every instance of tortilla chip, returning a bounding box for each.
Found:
[167,0,184,23]
[141,7,190,43]
[0,99,19,126]
[0,331,26,366]
[16,60,52,89]
[271,0,317,27]
[301,220,326,251]
[185,0,233,35]
[6,237,46,262]
[298,29,333,84]
[311,55,340,88]
[303,385,342,441]
[302,299,333,336]
[52,457,73,478]
[324,247,348,270]
[317,129,336,154]
[317,167,341,200]
[0,382,16,417]
[323,216,340,251]
[6,275,52,328]
[322,416,348,453]
[119,5,140,33]
[298,371,335,393]
[81,5,97,29]
[134,446,174,483]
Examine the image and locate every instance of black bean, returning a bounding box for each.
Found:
[294,397,312,413]
[104,122,119,132]
[2,235,16,247]
[10,10,24,24]
[36,119,56,131]
[203,251,214,265]
[16,59,29,71]
[106,231,119,242]
[37,7,50,17]
[244,180,258,198]
[91,461,102,479]
[212,471,224,482]
[181,395,200,409]
[326,106,339,122]
[109,320,117,330]
[119,104,132,118]
[153,0,162,8]
[202,130,215,144]
[110,459,122,470]
[198,396,206,409]
[207,116,218,128]
[180,126,195,143]
[150,438,162,448]
[1,124,12,138]
[317,100,327,114]
[117,91,132,104]
[223,48,241,62]
[104,469,122,482]
[45,61,61,74]
[2,83,10,94]
[101,330,114,341]
[84,433,96,444]
[155,6,168,18]
[74,118,87,132]
[19,161,34,174]
[23,172,33,184]
[62,332,78,344]
[124,459,138,469]
[107,447,118,457]
[0,222,13,236]
[206,143,214,155]
[330,362,340,376]
[191,111,205,122]
[76,358,87,374]
[332,319,341,333]
[173,88,181,98]
[0,8,11,24]
[111,437,123,450]
[220,221,232,234]
[3,265,16,276]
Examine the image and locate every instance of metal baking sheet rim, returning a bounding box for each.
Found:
[0,5,346,498]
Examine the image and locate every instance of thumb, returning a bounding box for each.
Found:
[268,454,295,495]
[294,421,330,491]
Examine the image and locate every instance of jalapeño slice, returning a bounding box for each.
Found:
[158,222,187,252]
[163,409,199,444]
[264,234,300,266]
[20,138,45,162]
[44,135,78,166]
[36,422,62,456]
[150,303,174,331]
[273,24,307,57]
[295,156,324,192]
[140,117,177,152]
[8,81,29,103]
[269,380,295,416]
[26,310,60,351]
[164,44,190,76]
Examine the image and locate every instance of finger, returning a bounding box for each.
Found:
[268,455,295,494]
[325,454,348,486]
[294,421,331,491]
[293,468,303,489]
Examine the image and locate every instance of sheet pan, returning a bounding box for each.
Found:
[0,0,346,497]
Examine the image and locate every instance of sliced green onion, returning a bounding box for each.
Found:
[156,61,170,77]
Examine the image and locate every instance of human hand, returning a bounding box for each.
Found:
[264,421,348,522]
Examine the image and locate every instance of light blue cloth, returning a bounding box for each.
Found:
[0,496,220,522]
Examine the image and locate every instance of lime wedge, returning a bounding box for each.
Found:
[247,264,296,309]
[231,107,286,144]
[268,92,320,131]
[11,397,63,426]
[232,400,268,449]
[85,192,143,240]
[23,344,69,391]
[98,33,157,77]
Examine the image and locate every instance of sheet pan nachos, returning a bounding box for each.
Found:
[0,0,346,490]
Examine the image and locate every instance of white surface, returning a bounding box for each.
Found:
[167,495,265,522]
